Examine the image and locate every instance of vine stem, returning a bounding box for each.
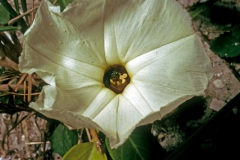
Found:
[8,6,38,25]
[89,129,102,153]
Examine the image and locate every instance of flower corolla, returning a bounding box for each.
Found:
[19,0,212,148]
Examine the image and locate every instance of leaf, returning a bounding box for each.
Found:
[0,4,10,24]
[20,0,29,25]
[0,93,9,104]
[63,142,107,160]
[232,29,240,39]
[210,32,240,58]
[190,4,208,19]
[0,26,20,32]
[106,125,165,160]
[50,123,78,157]
[49,0,74,12]
[14,0,20,13]
[0,0,28,33]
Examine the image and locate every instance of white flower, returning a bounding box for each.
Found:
[19,0,212,148]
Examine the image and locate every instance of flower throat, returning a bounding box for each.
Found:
[103,65,130,94]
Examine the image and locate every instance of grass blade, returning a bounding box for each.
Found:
[0,0,28,33]
[0,26,20,32]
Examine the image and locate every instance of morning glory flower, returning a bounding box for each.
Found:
[19,0,212,148]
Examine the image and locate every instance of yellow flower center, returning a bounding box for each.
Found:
[103,65,130,94]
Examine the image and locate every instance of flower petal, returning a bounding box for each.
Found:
[30,83,116,130]
[93,96,119,145]
[127,34,212,85]
[93,92,149,149]
[126,34,212,117]
[19,0,107,90]
[18,0,120,148]
[20,42,104,90]
[103,0,194,65]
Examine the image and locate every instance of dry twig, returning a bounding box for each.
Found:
[8,7,38,25]
[0,57,19,71]
[27,74,32,102]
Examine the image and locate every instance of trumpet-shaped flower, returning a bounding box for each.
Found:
[19,0,212,148]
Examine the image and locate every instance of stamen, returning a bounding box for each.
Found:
[120,73,127,84]
[110,79,116,85]
[103,65,130,94]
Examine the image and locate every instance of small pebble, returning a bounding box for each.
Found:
[209,98,226,111]
[213,79,225,88]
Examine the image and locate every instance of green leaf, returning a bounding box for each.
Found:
[63,142,107,160]
[190,4,208,19]
[49,0,74,12]
[0,4,10,24]
[0,92,9,104]
[0,0,28,33]
[210,32,240,58]
[21,0,29,25]
[232,29,240,39]
[14,0,20,13]
[106,125,164,160]
[50,123,78,157]
[0,26,20,32]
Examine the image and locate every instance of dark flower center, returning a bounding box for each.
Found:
[103,65,130,94]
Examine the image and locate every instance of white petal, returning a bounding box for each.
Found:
[93,96,119,144]
[20,42,104,90]
[31,82,102,113]
[115,94,145,148]
[122,84,153,115]
[127,34,212,87]
[137,95,192,126]
[82,88,115,119]
[126,34,212,115]
[19,0,106,72]
[30,84,116,130]
[19,0,107,90]
[93,92,149,149]
[103,0,194,65]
